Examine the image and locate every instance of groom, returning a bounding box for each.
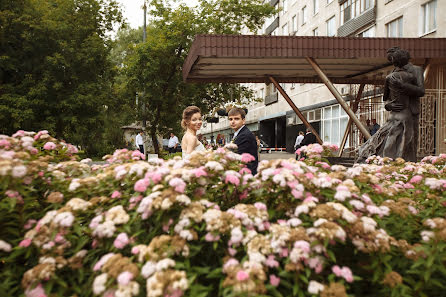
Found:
[228,108,259,175]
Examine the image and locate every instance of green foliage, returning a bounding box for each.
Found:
[0,0,127,156]
[122,0,275,153]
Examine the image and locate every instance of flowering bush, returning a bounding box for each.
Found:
[296,143,339,160]
[1,131,446,297]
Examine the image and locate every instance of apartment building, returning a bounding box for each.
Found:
[199,0,445,156]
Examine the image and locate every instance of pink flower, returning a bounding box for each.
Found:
[24,219,37,230]
[294,240,310,253]
[241,153,255,163]
[291,189,303,199]
[93,253,115,271]
[132,150,145,160]
[111,191,122,199]
[254,202,267,211]
[225,173,240,186]
[239,168,252,175]
[410,175,423,184]
[134,178,149,192]
[228,247,237,256]
[43,142,56,150]
[117,271,133,286]
[193,167,208,178]
[205,232,220,242]
[19,238,32,247]
[25,283,47,297]
[280,248,289,257]
[239,190,248,200]
[114,233,129,249]
[169,177,186,193]
[236,270,250,281]
[332,265,354,283]
[131,247,140,254]
[265,255,279,268]
[269,274,280,287]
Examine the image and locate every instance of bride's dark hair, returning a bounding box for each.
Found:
[181,106,201,130]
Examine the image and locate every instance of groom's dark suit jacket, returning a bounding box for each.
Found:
[234,126,259,175]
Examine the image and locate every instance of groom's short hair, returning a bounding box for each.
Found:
[228,108,246,119]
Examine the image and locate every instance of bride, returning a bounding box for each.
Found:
[181,106,205,160]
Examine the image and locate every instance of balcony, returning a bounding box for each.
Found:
[265,17,279,35]
[265,92,278,105]
[337,7,376,37]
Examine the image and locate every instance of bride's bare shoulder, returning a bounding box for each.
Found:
[182,133,197,143]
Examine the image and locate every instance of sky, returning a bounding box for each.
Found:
[116,0,199,29]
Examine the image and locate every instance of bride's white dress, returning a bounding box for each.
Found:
[182,141,205,160]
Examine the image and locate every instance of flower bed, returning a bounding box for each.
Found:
[1,131,446,297]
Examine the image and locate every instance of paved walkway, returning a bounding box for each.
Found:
[259,151,295,161]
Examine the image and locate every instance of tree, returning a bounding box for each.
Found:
[0,0,123,155]
[123,0,275,154]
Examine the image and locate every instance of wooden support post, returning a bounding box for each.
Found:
[269,76,323,144]
[338,84,365,157]
[305,57,371,141]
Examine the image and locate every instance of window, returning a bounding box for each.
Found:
[302,6,307,25]
[282,0,288,14]
[422,0,437,35]
[291,83,296,89]
[340,0,374,25]
[326,16,336,36]
[282,23,288,35]
[322,105,349,146]
[260,88,264,99]
[386,17,403,37]
[292,15,298,33]
[313,27,319,36]
[313,0,319,15]
[358,26,375,37]
[272,27,279,36]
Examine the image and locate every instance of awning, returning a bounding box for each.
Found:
[183,35,446,84]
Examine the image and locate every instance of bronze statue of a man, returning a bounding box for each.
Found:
[357,48,425,162]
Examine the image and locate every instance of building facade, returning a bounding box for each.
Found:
[199,0,445,156]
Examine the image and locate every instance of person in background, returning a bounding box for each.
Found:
[255,135,261,156]
[370,119,380,136]
[168,132,179,154]
[300,128,317,146]
[135,131,144,154]
[202,136,208,146]
[294,131,304,151]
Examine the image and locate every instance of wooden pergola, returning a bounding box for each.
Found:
[183,35,446,154]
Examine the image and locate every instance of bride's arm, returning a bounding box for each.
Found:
[185,135,198,154]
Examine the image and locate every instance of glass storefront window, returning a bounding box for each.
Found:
[322,104,349,146]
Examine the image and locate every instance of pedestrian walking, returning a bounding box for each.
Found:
[168,132,179,154]
[136,131,144,155]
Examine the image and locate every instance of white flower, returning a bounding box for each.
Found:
[176,195,191,205]
[179,230,194,241]
[53,212,75,227]
[205,161,224,171]
[93,273,108,295]
[230,227,243,244]
[287,218,302,227]
[68,179,81,191]
[66,198,92,211]
[93,220,116,238]
[361,217,377,233]
[314,218,327,227]
[349,199,365,210]
[106,205,129,225]
[421,230,435,242]
[308,280,324,294]
[156,258,176,271]
[11,165,27,178]
[141,261,157,278]
[0,240,12,252]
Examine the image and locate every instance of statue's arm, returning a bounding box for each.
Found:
[402,66,425,97]
[383,78,390,101]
